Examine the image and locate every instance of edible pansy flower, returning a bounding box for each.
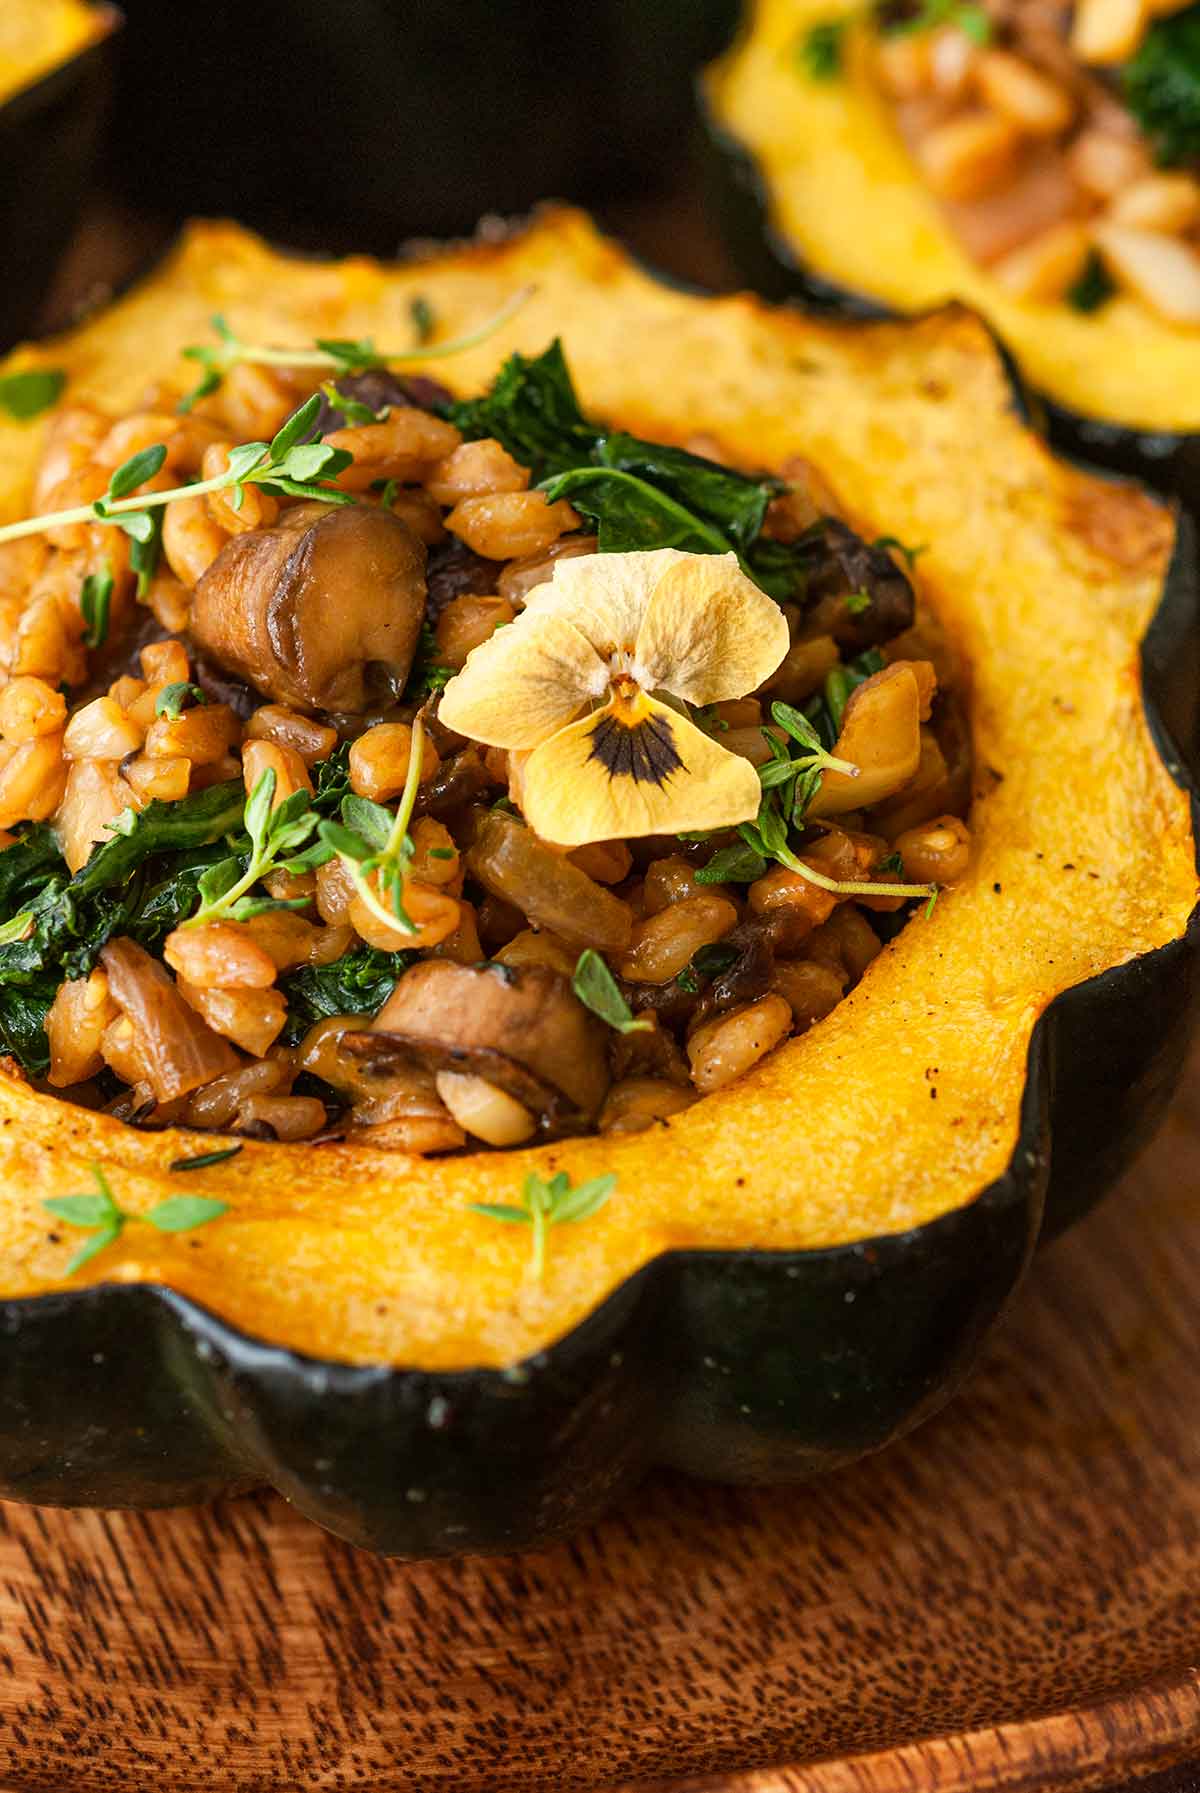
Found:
[437,548,790,847]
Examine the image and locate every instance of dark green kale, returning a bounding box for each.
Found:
[311,743,352,814]
[0,823,62,912]
[73,781,246,898]
[0,781,246,1073]
[279,946,413,1044]
[406,623,454,700]
[675,942,741,994]
[0,984,57,1074]
[1124,4,1200,166]
[445,339,602,478]
[445,341,813,602]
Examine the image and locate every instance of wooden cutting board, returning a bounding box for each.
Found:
[1,1043,1199,1792]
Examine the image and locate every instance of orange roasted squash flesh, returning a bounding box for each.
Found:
[0,207,1193,1371]
[704,0,1200,436]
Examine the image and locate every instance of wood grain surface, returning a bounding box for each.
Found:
[1,1042,1198,1792]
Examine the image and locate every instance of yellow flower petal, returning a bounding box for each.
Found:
[436,610,608,749]
[519,693,762,848]
[633,552,790,706]
[523,548,680,658]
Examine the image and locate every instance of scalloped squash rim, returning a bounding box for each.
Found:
[0,205,1192,1376]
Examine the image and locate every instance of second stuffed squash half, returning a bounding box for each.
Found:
[704,0,1200,491]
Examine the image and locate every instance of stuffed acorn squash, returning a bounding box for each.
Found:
[0,208,1194,1555]
[0,0,119,352]
[705,0,1200,492]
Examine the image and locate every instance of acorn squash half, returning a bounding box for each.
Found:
[703,0,1200,498]
[0,0,120,351]
[0,208,1195,1555]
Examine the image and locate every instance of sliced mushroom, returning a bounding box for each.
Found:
[307,372,455,438]
[344,959,610,1133]
[414,743,496,818]
[607,1010,691,1087]
[424,537,505,620]
[805,518,915,649]
[689,923,777,1030]
[296,1014,466,1150]
[809,663,923,818]
[189,504,427,713]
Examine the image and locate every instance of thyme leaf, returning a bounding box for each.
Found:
[155,682,207,720]
[169,1145,244,1172]
[410,295,436,344]
[572,949,651,1033]
[0,369,66,420]
[44,1162,227,1275]
[797,18,849,76]
[469,1170,617,1278]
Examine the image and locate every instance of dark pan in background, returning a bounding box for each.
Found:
[0,3,120,348]
[105,0,739,256]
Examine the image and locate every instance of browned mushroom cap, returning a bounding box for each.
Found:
[344,960,610,1131]
[806,518,915,650]
[189,504,427,713]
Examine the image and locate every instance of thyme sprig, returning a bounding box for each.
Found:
[0,393,353,551]
[44,1163,226,1275]
[178,285,536,411]
[737,806,934,902]
[185,768,330,928]
[697,700,934,903]
[317,715,427,936]
[469,1170,617,1279]
[757,700,859,814]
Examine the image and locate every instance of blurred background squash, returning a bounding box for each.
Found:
[702,0,1200,498]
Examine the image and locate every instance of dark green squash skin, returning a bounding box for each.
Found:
[0,7,120,351]
[0,516,1194,1557]
[701,106,1200,507]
